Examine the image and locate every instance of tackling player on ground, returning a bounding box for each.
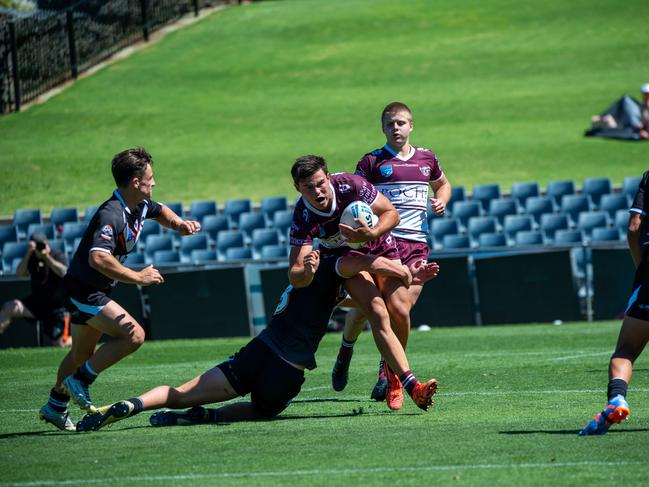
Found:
[332,102,451,402]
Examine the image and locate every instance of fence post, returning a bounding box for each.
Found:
[192,0,199,17]
[8,22,21,112]
[66,10,78,79]
[140,0,149,41]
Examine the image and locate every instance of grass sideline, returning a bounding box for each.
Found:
[0,0,648,214]
[0,321,647,485]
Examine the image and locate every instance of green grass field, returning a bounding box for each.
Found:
[0,321,647,486]
[0,0,648,214]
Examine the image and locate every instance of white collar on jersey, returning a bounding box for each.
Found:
[113,189,131,215]
[384,143,416,161]
[301,181,337,217]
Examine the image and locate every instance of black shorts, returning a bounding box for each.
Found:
[64,275,113,324]
[21,296,69,340]
[217,337,305,419]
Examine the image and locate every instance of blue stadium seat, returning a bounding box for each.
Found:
[61,222,87,247]
[272,210,294,235]
[216,230,245,260]
[163,202,184,218]
[139,220,162,241]
[26,223,55,240]
[430,218,460,249]
[576,211,609,238]
[451,201,482,228]
[225,247,253,261]
[524,196,555,224]
[623,175,642,202]
[614,209,629,233]
[448,186,466,214]
[546,180,576,206]
[477,232,507,248]
[189,200,218,223]
[471,184,501,212]
[260,245,289,259]
[68,237,83,257]
[599,194,628,219]
[467,216,498,243]
[179,234,209,262]
[591,227,622,243]
[190,249,217,264]
[261,196,288,225]
[50,207,79,234]
[503,215,534,242]
[2,242,29,272]
[13,209,42,236]
[510,182,539,207]
[10,257,23,275]
[239,212,267,240]
[251,228,281,257]
[539,213,570,242]
[0,225,18,250]
[582,177,612,208]
[514,231,544,246]
[144,235,173,262]
[488,198,518,225]
[560,194,591,224]
[224,199,252,228]
[84,206,98,223]
[123,252,145,268]
[201,214,229,243]
[48,240,66,254]
[153,250,181,267]
[554,229,584,246]
[442,234,471,249]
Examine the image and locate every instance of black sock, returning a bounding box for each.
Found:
[73,361,98,385]
[48,388,70,413]
[126,397,144,416]
[607,378,628,401]
[206,408,220,424]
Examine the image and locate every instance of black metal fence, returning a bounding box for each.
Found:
[0,0,237,114]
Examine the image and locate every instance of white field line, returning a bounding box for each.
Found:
[1,461,647,486]
[551,351,611,361]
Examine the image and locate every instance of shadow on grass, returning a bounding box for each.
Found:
[500,428,649,435]
[0,429,73,440]
[291,398,361,404]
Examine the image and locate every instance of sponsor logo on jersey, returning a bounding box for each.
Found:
[380,165,393,177]
[420,166,431,176]
[100,225,113,241]
[302,208,310,223]
[337,183,351,193]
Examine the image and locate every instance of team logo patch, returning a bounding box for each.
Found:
[380,165,393,177]
[100,225,113,241]
[338,183,351,193]
[420,166,431,176]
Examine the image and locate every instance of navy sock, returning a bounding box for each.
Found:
[48,388,70,413]
[74,361,98,385]
[607,378,628,401]
[399,370,418,396]
[127,397,144,416]
[206,408,220,424]
[337,337,356,362]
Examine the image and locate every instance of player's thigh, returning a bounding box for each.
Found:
[251,356,305,418]
[87,300,143,339]
[174,366,238,404]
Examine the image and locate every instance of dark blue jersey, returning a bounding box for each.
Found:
[630,171,649,255]
[67,190,162,290]
[258,256,346,370]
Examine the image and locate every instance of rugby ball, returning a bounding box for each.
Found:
[340,201,378,248]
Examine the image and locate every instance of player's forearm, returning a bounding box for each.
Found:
[288,265,315,288]
[368,256,408,281]
[434,180,452,204]
[338,255,405,281]
[156,205,183,232]
[89,252,142,284]
[372,208,399,238]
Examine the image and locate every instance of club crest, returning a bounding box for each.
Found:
[380,165,393,177]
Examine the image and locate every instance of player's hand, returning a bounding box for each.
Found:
[303,249,320,276]
[137,265,164,286]
[177,219,201,236]
[410,260,440,285]
[339,219,375,243]
[429,198,446,216]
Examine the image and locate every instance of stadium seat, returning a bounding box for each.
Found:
[514,231,544,246]
[0,225,18,250]
[591,227,622,243]
[123,252,145,268]
[560,194,591,224]
[48,240,66,254]
[546,180,576,206]
[554,229,584,246]
[251,228,281,257]
[50,207,79,234]
[201,214,229,243]
[576,211,609,238]
[582,177,612,208]
[510,182,540,208]
[13,209,42,237]
[503,215,534,242]
[153,250,181,267]
[599,194,628,219]
[273,210,294,236]
[2,242,29,272]
[614,209,629,233]
[225,246,253,261]
[163,202,184,218]
[622,175,642,201]
[260,196,289,225]
[216,230,245,260]
[223,199,252,228]
[488,198,518,225]
[190,249,217,264]
[539,213,570,242]
[188,200,218,223]
[10,257,23,275]
[68,237,82,257]
[448,186,466,214]
[442,234,471,250]
[524,196,555,224]
[471,183,501,212]
[84,206,98,223]
[144,235,173,262]
[179,233,209,262]
[139,220,162,241]
[467,216,498,244]
[260,245,289,259]
[239,212,267,240]
[477,232,507,248]
[451,201,482,228]
[26,223,55,240]
[61,222,87,247]
[430,218,460,249]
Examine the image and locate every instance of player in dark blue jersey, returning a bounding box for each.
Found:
[76,251,440,431]
[39,147,201,431]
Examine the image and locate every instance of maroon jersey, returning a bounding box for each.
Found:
[355,145,443,243]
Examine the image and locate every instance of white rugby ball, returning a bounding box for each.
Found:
[340,201,378,248]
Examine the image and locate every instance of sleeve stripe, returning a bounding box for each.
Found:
[89,247,112,254]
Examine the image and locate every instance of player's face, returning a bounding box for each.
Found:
[296,169,332,211]
[382,111,413,148]
[135,164,155,200]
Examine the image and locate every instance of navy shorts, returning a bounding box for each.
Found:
[21,296,69,339]
[625,260,649,321]
[217,337,305,418]
[64,275,113,324]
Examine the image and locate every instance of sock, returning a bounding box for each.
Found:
[607,378,628,401]
[399,370,418,396]
[74,361,98,385]
[378,358,385,375]
[206,408,220,424]
[337,337,356,362]
[126,397,144,416]
[48,388,70,413]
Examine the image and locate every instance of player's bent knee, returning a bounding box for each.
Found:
[252,400,290,419]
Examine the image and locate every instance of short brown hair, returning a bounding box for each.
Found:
[291,155,328,186]
[381,102,412,123]
[111,147,153,187]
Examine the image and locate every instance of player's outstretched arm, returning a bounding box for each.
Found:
[338,255,411,287]
[289,246,320,288]
[89,252,164,286]
[156,204,201,236]
[410,260,440,285]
